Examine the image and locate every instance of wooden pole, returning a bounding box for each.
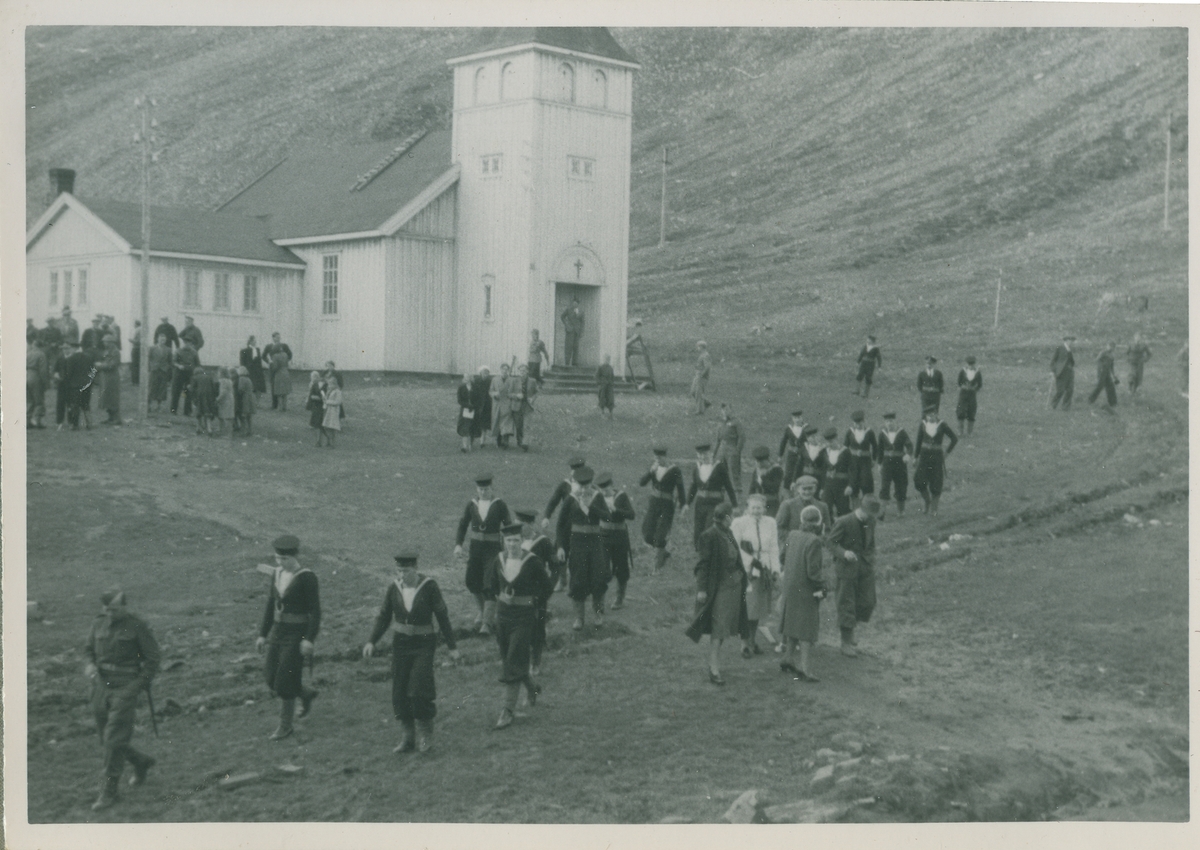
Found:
[136,96,153,419]
[993,269,1002,329]
[1163,110,1171,231]
[658,146,668,248]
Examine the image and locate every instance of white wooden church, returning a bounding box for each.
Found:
[25,28,638,376]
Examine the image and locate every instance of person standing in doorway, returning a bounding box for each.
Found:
[561,297,585,367]
[690,341,712,415]
[1050,334,1076,410]
[1125,333,1152,397]
[596,354,616,419]
[855,335,882,398]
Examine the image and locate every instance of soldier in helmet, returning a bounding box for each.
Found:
[362,552,460,753]
[256,535,321,740]
[84,589,161,810]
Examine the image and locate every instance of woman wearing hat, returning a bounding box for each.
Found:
[818,427,853,520]
[485,523,555,729]
[639,445,687,573]
[455,473,511,633]
[913,408,958,515]
[956,356,983,435]
[730,494,781,656]
[554,465,613,629]
[687,442,738,551]
[748,445,784,518]
[779,505,827,681]
[363,552,460,753]
[256,535,321,740]
[686,502,744,685]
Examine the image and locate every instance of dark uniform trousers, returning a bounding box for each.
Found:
[836,558,876,631]
[823,473,852,520]
[496,600,538,685]
[642,494,676,548]
[390,633,438,723]
[913,448,947,499]
[602,526,633,587]
[879,455,908,505]
[264,623,311,700]
[847,451,874,497]
[92,674,152,779]
[466,539,502,596]
[567,531,611,602]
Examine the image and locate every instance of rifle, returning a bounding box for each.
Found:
[145,682,159,737]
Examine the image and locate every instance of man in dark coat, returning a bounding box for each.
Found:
[1050,334,1076,410]
[256,535,321,740]
[916,356,944,414]
[261,332,293,410]
[1088,341,1119,412]
[84,589,161,810]
[153,316,179,349]
[561,297,585,366]
[827,497,881,658]
[178,315,204,351]
[56,341,96,430]
[58,305,80,344]
[855,335,882,398]
[363,552,460,753]
[686,502,744,686]
[956,356,983,435]
[170,340,200,416]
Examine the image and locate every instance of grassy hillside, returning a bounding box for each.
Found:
[25,26,1188,364]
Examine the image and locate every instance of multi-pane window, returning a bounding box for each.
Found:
[213,273,231,311]
[568,156,595,180]
[482,274,495,321]
[183,269,201,308]
[49,271,58,307]
[243,275,259,312]
[77,268,88,305]
[322,255,339,315]
[481,154,503,176]
[63,270,73,307]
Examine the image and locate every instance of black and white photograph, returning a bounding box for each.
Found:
[2,1,1195,847]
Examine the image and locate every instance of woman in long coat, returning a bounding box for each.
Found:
[240,336,267,398]
[306,372,326,434]
[686,503,744,686]
[319,380,343,448]
[469,367,493,444]
[270,348,292,411]
[456,375,474,452]
[97,336,121,424]
[779,506,827,682]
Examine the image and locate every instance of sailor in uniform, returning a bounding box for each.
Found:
[875,411,914,517]
[913,407,959,515]
[542,456,586,590]
[638,445,687,573]
[514,509,558,675]
[844,409,877,507]
[687,442,738,551]
[455,473,511,634]
[597,472,637,610]
[777,410,807,490]
[555,466,612,630]
[747,445,785,517]
[819,427,853,520]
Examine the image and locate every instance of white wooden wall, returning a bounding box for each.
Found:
[289,238,387,371]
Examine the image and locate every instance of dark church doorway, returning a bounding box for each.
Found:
[554,283,600,367]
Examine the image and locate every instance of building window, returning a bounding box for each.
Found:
[49,271,58,307]
[568,156,595,180]
[500,62,516,100]
[62,270,73,307]
[481,154,502,176]
[482,274,494,321]
[559,63,576,103]
[183,269,201,308]
[213,272,231,311]
[322,255,339,316]
[77,268,88,305]
[243,275,259,312]
[473,66,488,105]
[594,69,608,109]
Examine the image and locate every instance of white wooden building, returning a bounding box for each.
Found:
[25,28,638,375]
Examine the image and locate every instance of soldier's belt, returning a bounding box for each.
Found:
[275,612,309,624]
[695,491,724,500]
[498,595,535,606]
[469,531,503,543]
[850,450,871,457]
[600,521,628,531]
[99,663,140,675]
[571,525,602,535]
[649,491,675,501]
[883,451,906,458]
[393,622,436,635]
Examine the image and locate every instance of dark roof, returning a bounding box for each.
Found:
[468,28,636,65]
[77,198,304,265]
[217,130,454,241]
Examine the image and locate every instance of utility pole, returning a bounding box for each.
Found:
[1163,110,1171,231]
[134,96,158,419]
[658,146,668,248]
[993,269,1002,329]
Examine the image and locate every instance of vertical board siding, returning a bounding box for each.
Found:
[385,231,457,373]
[290,238,387,371]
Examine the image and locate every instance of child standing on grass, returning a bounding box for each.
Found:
[306,372,325,444]
[236,366,256,436]
[213,367,234,436]
[319,378,343,448]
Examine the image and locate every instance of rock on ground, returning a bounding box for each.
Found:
[723,789,770,824]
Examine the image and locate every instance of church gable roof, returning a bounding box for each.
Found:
[454,27,637,66]
[217,129,455,242]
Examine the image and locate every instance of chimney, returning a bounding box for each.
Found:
[48,168,76,199]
